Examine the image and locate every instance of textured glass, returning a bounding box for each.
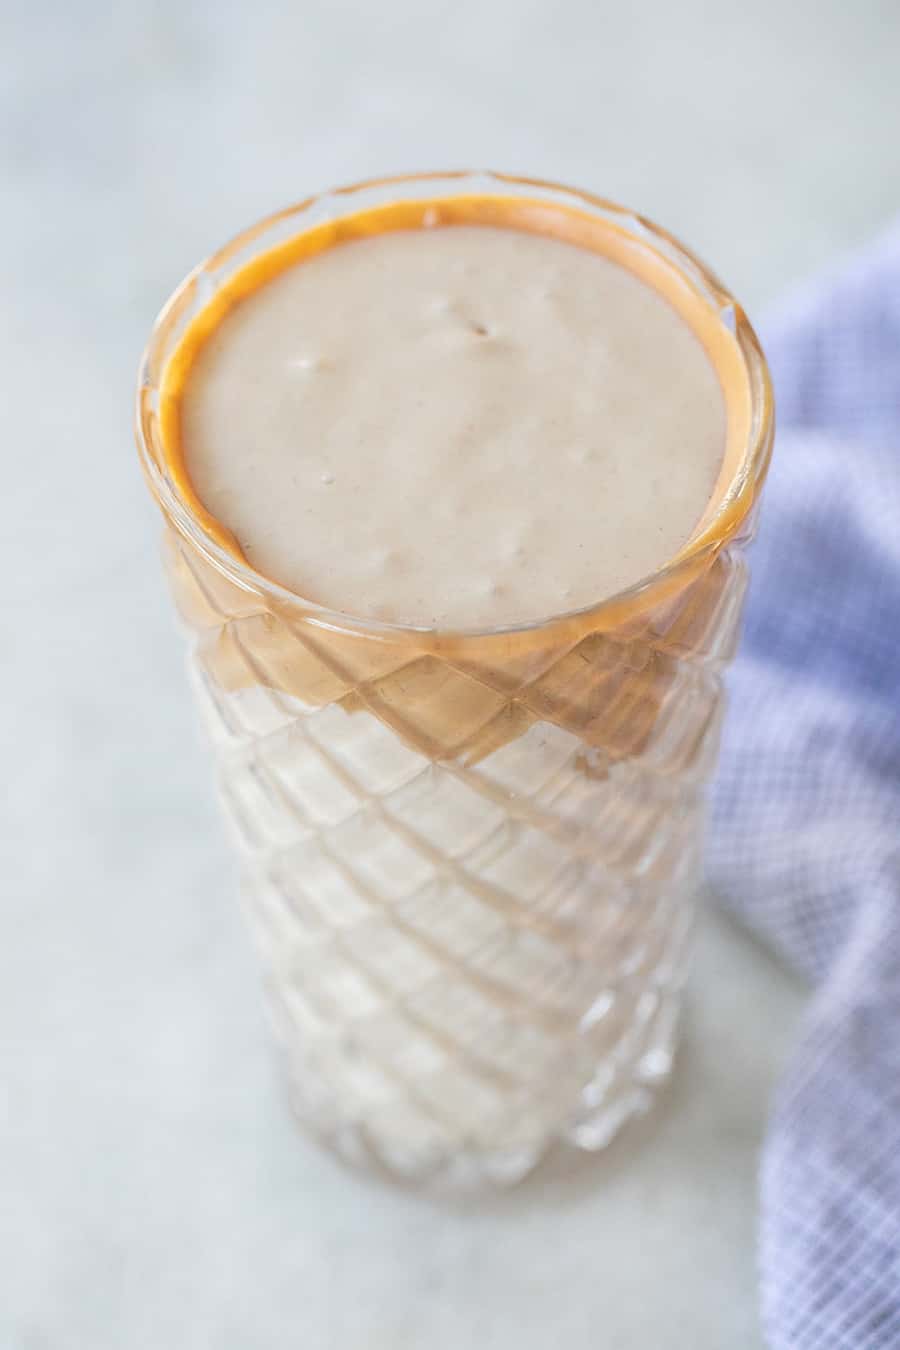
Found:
[136,173,773,1187]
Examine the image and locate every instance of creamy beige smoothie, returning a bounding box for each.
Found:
[140,179,771,1184]
[178,225,726,627]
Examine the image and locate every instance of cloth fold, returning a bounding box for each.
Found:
[710,226,900,1347]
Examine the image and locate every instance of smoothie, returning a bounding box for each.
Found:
[139,178,771,1184]
[175,221,727,628]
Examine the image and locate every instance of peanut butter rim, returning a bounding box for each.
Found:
[135,170,774,652]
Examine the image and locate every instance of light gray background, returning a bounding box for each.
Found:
[4,2,899,1346]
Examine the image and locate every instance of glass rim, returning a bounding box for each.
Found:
[135,169,774,645]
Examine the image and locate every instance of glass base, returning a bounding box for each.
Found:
[275,984,683,1190]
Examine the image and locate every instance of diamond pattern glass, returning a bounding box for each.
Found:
[136,173,773,1187]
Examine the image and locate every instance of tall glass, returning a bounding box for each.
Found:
[136,172,773,1187]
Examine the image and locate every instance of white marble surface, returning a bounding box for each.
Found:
[4,1,899,1345]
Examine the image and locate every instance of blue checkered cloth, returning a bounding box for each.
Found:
[709,225,900,1348]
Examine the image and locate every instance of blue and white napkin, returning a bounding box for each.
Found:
[710,225,900,1348]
